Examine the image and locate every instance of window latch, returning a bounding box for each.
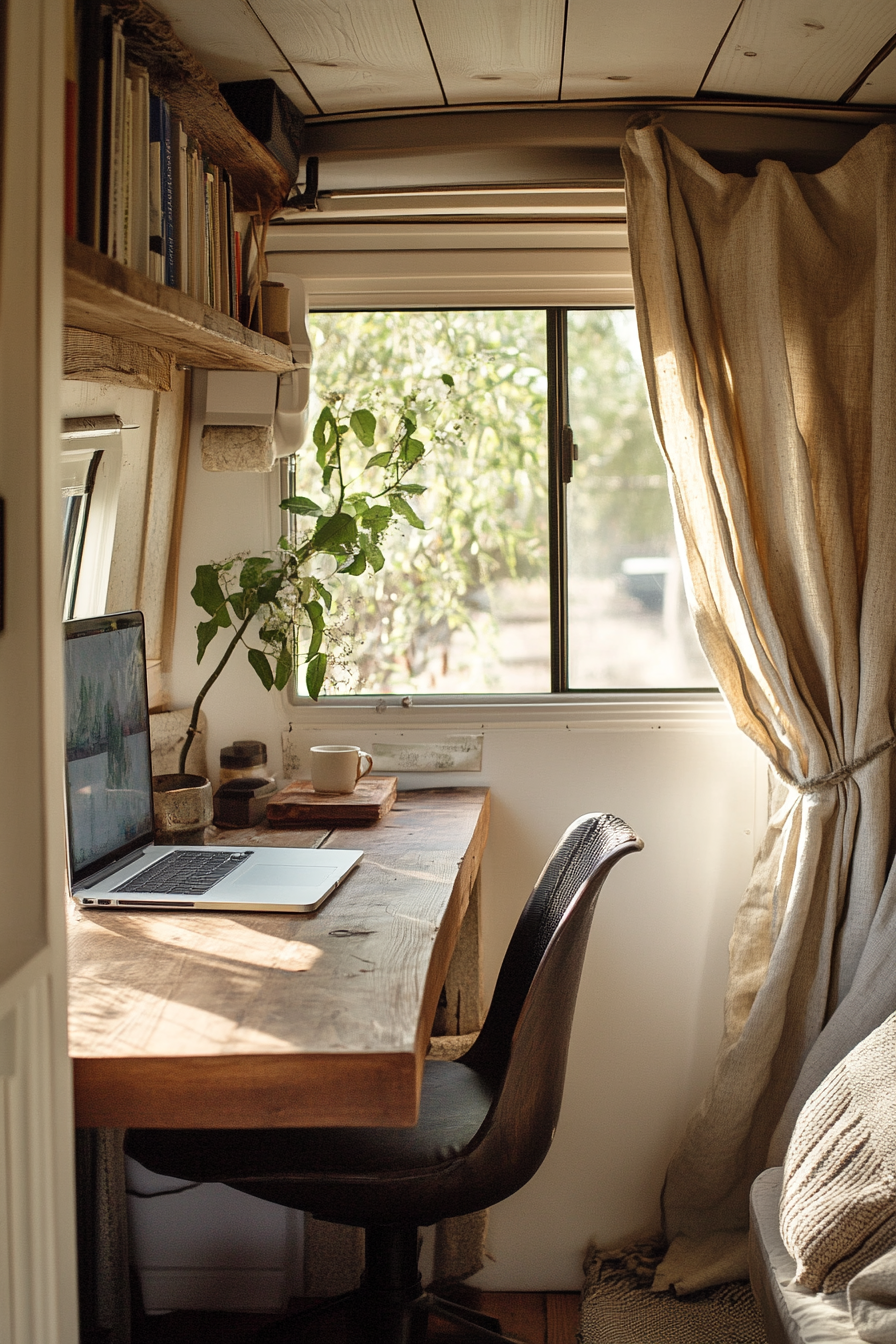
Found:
[561,425,578,484]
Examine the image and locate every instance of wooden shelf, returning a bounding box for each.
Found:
[65,237,295,374]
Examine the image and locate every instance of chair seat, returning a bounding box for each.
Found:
[127,1058,498,1224]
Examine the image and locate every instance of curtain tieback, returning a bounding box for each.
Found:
[778,733,896,795]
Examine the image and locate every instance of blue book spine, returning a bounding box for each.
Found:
[148,95,163,275]
[160,99,175,287]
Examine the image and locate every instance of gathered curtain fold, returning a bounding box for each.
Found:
[621,121,896,1295]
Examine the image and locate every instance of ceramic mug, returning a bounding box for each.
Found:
[310,744,374,795]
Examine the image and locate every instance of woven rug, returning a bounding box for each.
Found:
[580,1239,768,1344]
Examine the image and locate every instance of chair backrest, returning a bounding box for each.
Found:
[455,814,642,1213]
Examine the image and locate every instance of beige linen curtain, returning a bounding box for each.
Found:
[621,121,896,1294]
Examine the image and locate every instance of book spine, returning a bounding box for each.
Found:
[108,20,125,260]
[160,99,175,287]
[204,164,215,308]
[122,75,132,267]
[148,93,163,283]
[65,0,78,238]
[175,121,189,293]
[97,12,113,254]
[225,173,236,320]
[233,227,242,323]
[76,0,99,245]
[128,64,150,276]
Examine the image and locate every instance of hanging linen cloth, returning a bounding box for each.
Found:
[621,121,896,1294]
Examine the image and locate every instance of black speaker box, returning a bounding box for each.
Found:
[220,79,305,185]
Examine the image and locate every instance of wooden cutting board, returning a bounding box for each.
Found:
[266,775,398,827]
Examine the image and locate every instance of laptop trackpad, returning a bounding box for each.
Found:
[233,864,341,889]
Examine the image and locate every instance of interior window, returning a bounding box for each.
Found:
[61,448,103,620]
[60,416,124,620]
[289,308,714,697]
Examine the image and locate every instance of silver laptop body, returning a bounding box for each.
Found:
[64,612,362,912]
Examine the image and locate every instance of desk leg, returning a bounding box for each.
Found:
[432,872,484,1038]
[76,1127,131,1344]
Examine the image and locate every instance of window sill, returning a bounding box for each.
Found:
[284,688,732,733]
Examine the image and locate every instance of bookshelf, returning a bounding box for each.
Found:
[65,237,294,374]
[66,0,298,380]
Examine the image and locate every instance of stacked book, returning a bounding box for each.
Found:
[74,0,242,320]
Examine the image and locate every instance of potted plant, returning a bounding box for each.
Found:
[173,391,437,779]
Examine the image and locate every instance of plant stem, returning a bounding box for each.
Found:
[179,612,254,774]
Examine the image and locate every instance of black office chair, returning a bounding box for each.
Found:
[126,813,642,1343]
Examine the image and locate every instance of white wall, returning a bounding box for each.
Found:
[129,373,764,1304]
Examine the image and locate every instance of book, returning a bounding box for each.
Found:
[76,0,104,248]
[173,120,189,293]
[160,98,175,287]
[121,73,132,266]
[148,93,163,283]
[127,63,150,276]
[65,0,78,237]
[97,11,113,254]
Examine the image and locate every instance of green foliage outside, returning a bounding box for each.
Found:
[301,308,671,695]
[299,310,550,693]
[566,309,672,575]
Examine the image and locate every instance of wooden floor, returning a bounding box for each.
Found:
[132,1290,581,1343]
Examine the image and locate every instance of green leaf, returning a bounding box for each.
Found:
[274,645,293,691]
[313,511,357,551]
[338,552,367,576]
[229,591,246,620]
[392,495,426,529]
[280,495,322,516]
[239,556,273,590]
[304,600,325,631]
[365,450,393,468]
[404,440,425,465]
[440,373,454,387]
[305,651,327,700]
[257,575,283,606]
[307,626,323,658]
[363,541,385,572]
[350,409,376,447]
[196,619,220,664]
[312,580,332,611]
[394,482,426,494]
[313,405,336,454]
[247,647,274,691]
[191,565,229,620]
[361,503,392,525]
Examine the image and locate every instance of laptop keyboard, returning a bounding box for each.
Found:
[114,850,253,896]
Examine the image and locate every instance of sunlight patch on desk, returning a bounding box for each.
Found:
[69,976,311,1055]
[123,915,324,972]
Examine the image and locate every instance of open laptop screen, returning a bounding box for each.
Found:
[64,611,154,883]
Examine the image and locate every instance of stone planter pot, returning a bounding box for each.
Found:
[152,773,213,845]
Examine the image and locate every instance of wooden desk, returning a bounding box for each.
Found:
[68,787,489,1129]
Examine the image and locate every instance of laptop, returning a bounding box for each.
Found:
[63,611,362,911]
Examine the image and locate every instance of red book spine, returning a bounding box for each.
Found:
[64,78,78,238]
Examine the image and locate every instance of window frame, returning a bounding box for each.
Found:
[283,303,721,707]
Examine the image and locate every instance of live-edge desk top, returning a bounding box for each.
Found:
[67,787,490,1129]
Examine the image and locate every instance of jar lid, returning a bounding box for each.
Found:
[220,739,267,767]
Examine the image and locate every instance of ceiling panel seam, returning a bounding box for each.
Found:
[558,0,569,103]
[245,0,324,115]
[412,0,448,107]
[697,0,746,97]
[840,30,896,103]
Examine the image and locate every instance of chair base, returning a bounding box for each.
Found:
[256,1225,524,1344]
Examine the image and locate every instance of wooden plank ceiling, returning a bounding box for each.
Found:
[158,0,896,116]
